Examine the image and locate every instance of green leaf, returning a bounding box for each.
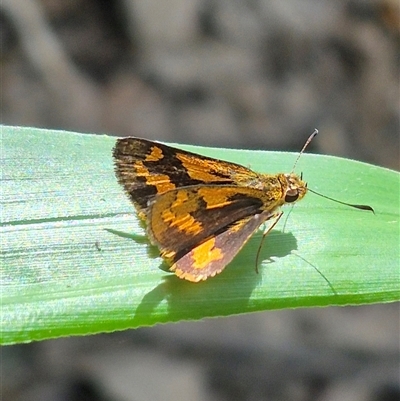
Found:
[1,125,399,345]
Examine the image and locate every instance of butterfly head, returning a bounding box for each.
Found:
[283,173,307,204]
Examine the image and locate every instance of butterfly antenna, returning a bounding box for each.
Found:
[291,129,318,173]
[308,188,375,213]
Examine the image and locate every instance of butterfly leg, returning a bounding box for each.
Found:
[255,211,284,272]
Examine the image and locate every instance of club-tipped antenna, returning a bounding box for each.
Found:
[291,129,318,173]
[308,188,375,213]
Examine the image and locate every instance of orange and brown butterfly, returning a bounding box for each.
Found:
[112,131,372,282]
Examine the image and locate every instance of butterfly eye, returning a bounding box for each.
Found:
[285,190,299,203]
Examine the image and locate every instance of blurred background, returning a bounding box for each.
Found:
[1,0,399,400]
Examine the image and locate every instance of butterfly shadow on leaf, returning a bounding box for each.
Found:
[131,229,298,325]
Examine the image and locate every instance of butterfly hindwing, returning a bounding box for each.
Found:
[169,210,275,282]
